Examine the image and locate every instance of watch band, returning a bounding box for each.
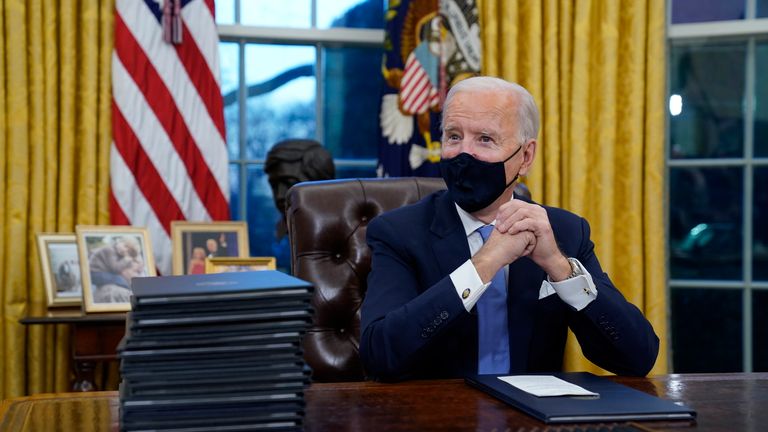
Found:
[567,258,583,279]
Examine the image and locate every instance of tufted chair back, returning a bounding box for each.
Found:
[285,177,446,381]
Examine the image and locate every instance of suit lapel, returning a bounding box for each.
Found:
[428,192,477,372]
[429,192,471,276]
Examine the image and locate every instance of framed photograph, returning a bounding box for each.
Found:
[76,226,156,313]
[36,233,83,307]
[205,257,276,274]
[171,221,249,275]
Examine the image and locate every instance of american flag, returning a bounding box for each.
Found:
[378,0,481,178]
[400,51,440,115]
[111,0,229,276]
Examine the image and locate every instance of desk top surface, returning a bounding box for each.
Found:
[1,373,766,431]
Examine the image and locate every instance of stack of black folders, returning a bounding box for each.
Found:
[118,270,313,432]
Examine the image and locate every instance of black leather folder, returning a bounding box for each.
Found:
[465,372,696,424]
[131,270,312,305]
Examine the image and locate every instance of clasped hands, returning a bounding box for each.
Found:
[471,198,572,283]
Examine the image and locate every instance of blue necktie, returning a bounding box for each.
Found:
[476,225,511,374]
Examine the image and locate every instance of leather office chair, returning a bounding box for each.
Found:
[285,177,446,381]
[285,177,532,381]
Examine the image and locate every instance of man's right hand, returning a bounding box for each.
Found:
[470,227,536,283]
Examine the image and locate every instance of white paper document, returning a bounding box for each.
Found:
[498,375,600,397]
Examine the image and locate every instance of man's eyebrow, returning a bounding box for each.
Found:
[478,129,501,138]
[441,125,459,134]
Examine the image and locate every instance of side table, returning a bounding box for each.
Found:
[20,311,126,391]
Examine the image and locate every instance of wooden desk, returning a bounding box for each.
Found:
[1,373,766,431]
[20,311,126,392]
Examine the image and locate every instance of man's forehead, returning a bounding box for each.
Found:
[445,93,515,119]
[443,108,510,131]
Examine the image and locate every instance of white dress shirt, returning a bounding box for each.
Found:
[448,204,598,312]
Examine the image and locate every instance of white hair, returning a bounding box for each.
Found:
[443,76,540,144]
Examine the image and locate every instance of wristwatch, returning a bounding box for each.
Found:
[567,258,584,279]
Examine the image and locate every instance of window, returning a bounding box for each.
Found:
[668,0,768,372]
[216,0,385,271]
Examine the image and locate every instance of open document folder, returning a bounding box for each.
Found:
[465,372,696,424]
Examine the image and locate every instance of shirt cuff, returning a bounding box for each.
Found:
[540,258,597,311]
[450,259,491,312]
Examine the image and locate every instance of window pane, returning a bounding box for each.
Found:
[244,44,316,160]
[220,42,240,160]
[669,167,743,280]
[229,163,241,220]
[671,0,745,24]
[322,46,384,159]
[756,41,768,157]
[759,0,768,18]
[671,288,742,372]
[215,0,235,24]
[755,167,768,280]
[317,0,385,29]
[669,42,746,159]
[241,0,311,28]
[335,164,377,179]
[754,290,768,371]
[244,165,289,272]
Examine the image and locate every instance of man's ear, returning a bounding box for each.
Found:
[518,139,537,176]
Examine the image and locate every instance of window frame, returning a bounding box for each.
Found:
[217,9,385,225]
[666,0,768,372]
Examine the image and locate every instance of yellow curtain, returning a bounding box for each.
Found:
[0,0,113,398]
[479,0,668,375]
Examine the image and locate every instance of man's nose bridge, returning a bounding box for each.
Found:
[459,139,478,157]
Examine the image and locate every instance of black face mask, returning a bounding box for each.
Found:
[439,146,522,213]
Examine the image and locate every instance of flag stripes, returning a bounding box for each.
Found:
[111,146,174,275]
[111,0,228,275]
[180,0,222,81]
[111,57,210,224]
[114,3,229,209]
[175,20,226,138]
[400,54,438,115]
[111,101,187,225]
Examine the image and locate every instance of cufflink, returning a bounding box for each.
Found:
[462,288,470,299]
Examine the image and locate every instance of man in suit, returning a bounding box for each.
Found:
[360,77,659,381]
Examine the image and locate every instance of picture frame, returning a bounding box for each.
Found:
[205,257,277,274]
[170,221,250,275]
[75,225,156,313]
[36,233,83,307]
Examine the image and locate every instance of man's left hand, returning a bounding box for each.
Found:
[495,198,572,281]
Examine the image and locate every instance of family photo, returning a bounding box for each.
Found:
[171,221,250,275]
[76,226,156,312]
[37,234,82,307]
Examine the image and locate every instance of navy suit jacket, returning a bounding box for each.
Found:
[360,190,659,381]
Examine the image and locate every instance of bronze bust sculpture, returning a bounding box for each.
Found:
[265,139,336,237]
